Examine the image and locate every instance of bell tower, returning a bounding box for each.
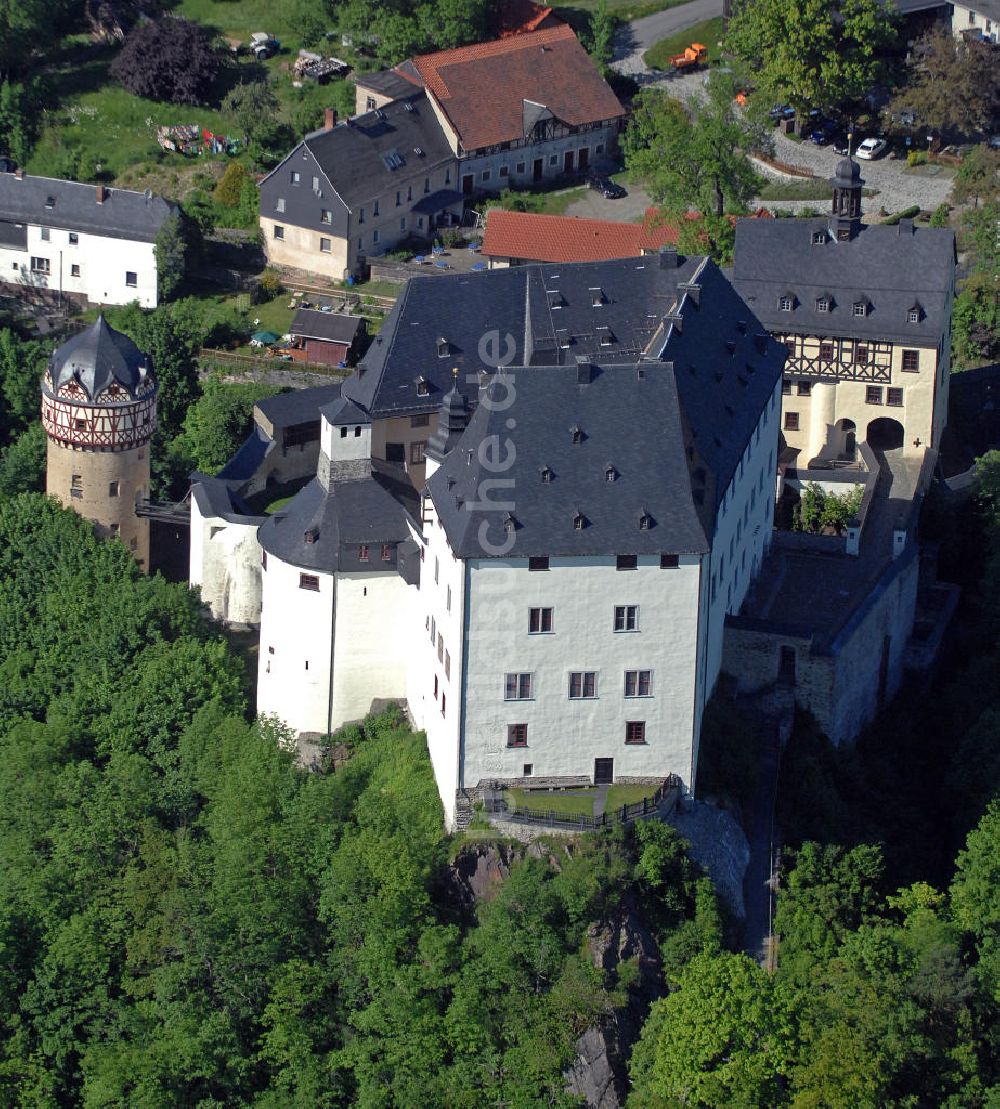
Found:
[41,316,157,568]
[829,157,864,242]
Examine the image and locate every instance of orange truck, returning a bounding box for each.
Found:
[670,43,708,70]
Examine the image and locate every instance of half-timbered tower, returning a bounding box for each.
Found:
[42,316,157,568]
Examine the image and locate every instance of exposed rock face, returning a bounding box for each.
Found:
[443,842,522,919]
[665,801,751,922]
[565,896,666,1108]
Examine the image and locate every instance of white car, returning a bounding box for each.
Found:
[856,137,888,160]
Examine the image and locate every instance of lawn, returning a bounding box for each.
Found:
[505,782,659,816]
[644,17,726,71]
[555,0,691,26]
[485,185,589,218]
[606,783,659,809]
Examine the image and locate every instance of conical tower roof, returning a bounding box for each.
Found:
[47,315,154,402]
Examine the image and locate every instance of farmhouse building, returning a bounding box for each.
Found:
[0,170,174,308]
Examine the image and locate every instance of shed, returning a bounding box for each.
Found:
[288,308,367,367]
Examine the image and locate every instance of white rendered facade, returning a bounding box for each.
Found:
[189,493,264,629]
[1,222,159,307]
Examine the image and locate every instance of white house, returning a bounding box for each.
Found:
[246,254,785,827]
[0,170,175,308]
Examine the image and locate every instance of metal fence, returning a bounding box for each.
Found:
[503,775,681,830]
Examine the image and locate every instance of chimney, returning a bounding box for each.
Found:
[897,217,914,236]
[325,108,337,130]
[14,167,23,179]
[658,245,678,269]
[96,184,106,204]
[576,356,594,384]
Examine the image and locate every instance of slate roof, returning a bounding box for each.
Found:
[345,251,706,418]
[354,69,423,101]
[732,217,955,344]
[257,462,418,573]
[0,220,27,249]
[426,264,784,559]
[0,171,175,243]
[272,93,456,210]
[255,383,342,430]
[289,309,364,344]
[218,425,273,482]
[46,316,155,402]
[481,209,688,263]
[191,473,265,522]
[407,25,624,150]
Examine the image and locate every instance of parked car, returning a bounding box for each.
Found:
[989,135,1000,150]
[587,174,626,199]
[809,119,837,145]
[769,104,796,123]
[856,136,888,160]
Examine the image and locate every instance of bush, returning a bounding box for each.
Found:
[255,268,284,302]
[930,203,951,228]
[883,204,921,225]
[795,482,864,534]
[110,16,221,106]
[906,150,928,166]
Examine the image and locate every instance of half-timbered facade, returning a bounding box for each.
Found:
[42,316,157,568]
[733,159,955,465]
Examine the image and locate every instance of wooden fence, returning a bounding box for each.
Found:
[503,775,681,830]
[198,347,350,378]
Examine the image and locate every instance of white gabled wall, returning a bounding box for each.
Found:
[190,494,264,627]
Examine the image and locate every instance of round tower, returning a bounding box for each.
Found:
[41,316,157,568]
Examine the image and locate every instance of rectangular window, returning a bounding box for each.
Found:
[778,296,792,311]
[358,207,365,224]
[31,257,50,274]
[549,154,558,166]
[797,381,811,396]
[660,553,679,568]
[108,481,119,497]
[291,171,301,185]
[70,474,83,499]
[528,556,549,571]
[445,650,451,679]
[273,225,285,240]
[625,670,652,697]
[396,190,401,206]
[887,387,904,407]
[616,554,637,571]
[430,615,436,644]
[381,543,393,561]
[437,632,443,662]
[855,343,870,364]
[481,170,491,182]
[320,209,332,224]
[125,271,137,287]
[359,544,369,561]
[410,440,426,465]
[784,411,800,431]
[299,573,319,591]
[68,232,79,245]
[399,217,406,231]
[319,237,331,253]
[500,165,509,177]
[853,302,867,317]
[781,378,792,395]
[446,586,452,612]
[445,169,452,185]
[569,671,598,699]
[276,197,286,213]
[262,551,268,570]
[866,386,883,405]
[312,176,319,190]
[902,349,920,372]
[70,264,81,277]
[529,607,553,633]
[516,161,526,173]
[441,692,446,717]
[40,227,50,241]
[434,557,439,584]
[424,177,430,193]
[819,342,834,362]
[625,721,646,745]
[373,200,379,216]
[372,229,380,244]
[505,672,533,700]
[507,723,528,747]
[614,605,639,632]
[411,414,430,428]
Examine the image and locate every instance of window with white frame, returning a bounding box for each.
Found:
[505,672,533,700]
[624,670,652,697]
[569,671,597,699]
[614,605,639,632]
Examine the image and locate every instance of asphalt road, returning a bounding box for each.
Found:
[611,0,725,75]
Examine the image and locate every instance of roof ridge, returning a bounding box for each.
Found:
[415,23,573,73]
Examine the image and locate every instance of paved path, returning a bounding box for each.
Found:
[611,0,725,77]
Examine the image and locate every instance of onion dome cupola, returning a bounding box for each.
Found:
[828,157,864,241]
[41,316,156,451]
[425,369,468,466]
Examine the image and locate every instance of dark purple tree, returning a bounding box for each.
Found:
[110,16,220,105]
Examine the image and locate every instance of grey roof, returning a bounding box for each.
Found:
[290,308,364,343]
[321,395,369,425]
[425,262,786,557]
[355,68,423,101]
[218,425,273,482]
[732,217,955,344]
[257,462,418,573]
[46,316,155,403]
[255,383,342,430]
[0,220,26,249]
[345,251,708,419]
[271,93,456,210]
[0,172,175,243]
[191,474,265,523]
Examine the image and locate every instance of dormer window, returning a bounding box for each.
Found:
[590,287,605,307]
[778,295,793,312]
[540,466,553,483]
[816,297,830,313]
[908,304,922,323]
[503,513,516,533]
[571,425,584,444]
[605,465,617,482]
[853,301,868,318]
[573,511,586,531]
[436,337,449,357]
[598,327,615,346]
[811,230,825,245]
[416,376,429,396]
[546,289,563,309]
[639,512,652,531]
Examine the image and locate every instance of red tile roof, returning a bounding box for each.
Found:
[411,26,624,151]
[481,208,690,263]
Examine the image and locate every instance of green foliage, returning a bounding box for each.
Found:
[795,482,863,533]
[154,212,190,302]
[624,74,771,218]
[110,15,222,106]
[883,204,922,225]
[726,0,896,118]
[0,78,35,165]
[954,145,1000,208]
[0,422,45,499]
[906,149,929,166]
[177,376,279,474]
[0,328,46,446]
[221,80,280,142]
[214,159,249,208]
[584,0,617,72]
[953,267,999,370]
[951,801,1000,1002]
[930,202,951,228]
[0,0,78,81]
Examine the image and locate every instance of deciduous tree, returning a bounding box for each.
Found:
[110,16,221,106]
